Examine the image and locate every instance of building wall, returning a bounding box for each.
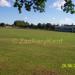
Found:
[55,25,75,32]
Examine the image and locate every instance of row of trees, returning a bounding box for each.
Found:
[0,20,74,31]
[0,20,55,30]
[0,23,11,27]
[13,20,55,30]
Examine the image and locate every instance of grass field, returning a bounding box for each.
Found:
[0,28,75,75]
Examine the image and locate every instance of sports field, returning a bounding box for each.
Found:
[0,28,75,75]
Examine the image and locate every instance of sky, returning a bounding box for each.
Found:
[0,0,75,25]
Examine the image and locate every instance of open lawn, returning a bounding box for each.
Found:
[0,28,75,75]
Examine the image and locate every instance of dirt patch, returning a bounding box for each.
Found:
[32,65,59,75]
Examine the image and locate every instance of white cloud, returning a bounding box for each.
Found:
[59,17,75,24]
[64,17,74,24]
[53,0,65,10]
[0,0,11,7]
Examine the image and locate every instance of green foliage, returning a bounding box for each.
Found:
[14,0,75,14]
[14,0,47,13]
[14,20,29,27]
[0,23,5,27]
[62,0,75,14]
[13,20,55,30]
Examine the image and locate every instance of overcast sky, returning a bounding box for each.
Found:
[0,0,75,25]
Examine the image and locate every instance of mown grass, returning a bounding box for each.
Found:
[0,28,75,75]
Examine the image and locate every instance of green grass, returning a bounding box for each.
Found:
[0,28,75,75]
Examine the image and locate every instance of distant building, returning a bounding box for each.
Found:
[55,25,75,32]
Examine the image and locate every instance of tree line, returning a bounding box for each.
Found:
[0,20,74,31]
[0,20,55,31]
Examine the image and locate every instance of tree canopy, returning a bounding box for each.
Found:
[14,0,75,14]
[14,0,47,13]
[62,0,75,14]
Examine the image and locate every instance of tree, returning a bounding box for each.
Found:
[14,0,47,13]
[14,21,26,28]
[24,22,30,28]
[14,0,75,14]
[62,0,75,14]
[0,23,5,27]
[37,23,42,29]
